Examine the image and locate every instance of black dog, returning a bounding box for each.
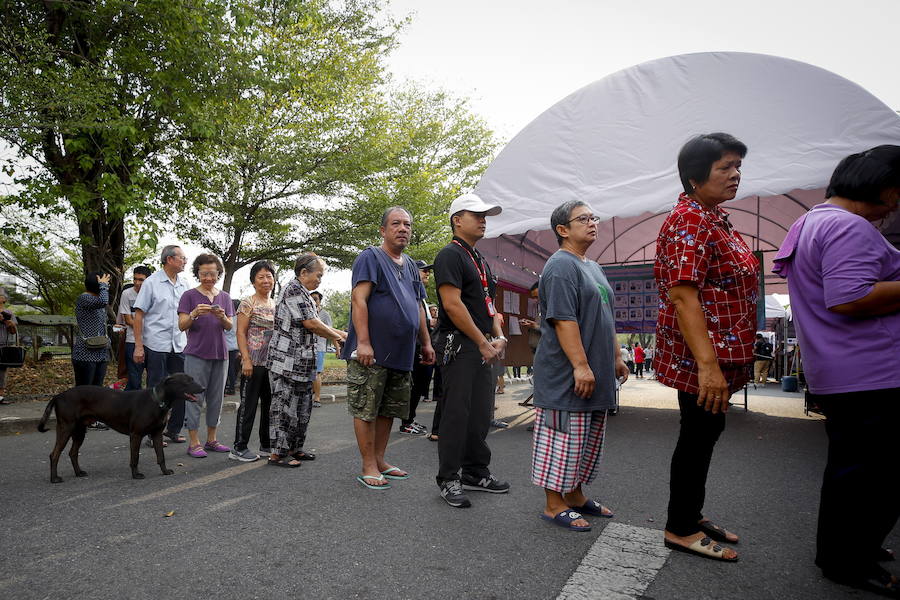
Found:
[37,373,204,483]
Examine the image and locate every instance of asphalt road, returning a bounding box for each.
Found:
[0,382,895,599]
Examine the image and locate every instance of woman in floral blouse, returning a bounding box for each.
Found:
[229,261,277,462]
[654,133,758,562]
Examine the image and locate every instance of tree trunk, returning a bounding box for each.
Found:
[78,208,125,320]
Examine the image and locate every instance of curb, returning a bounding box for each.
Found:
[1,393,347,437]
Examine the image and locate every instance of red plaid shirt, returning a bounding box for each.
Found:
[654,194,759,394]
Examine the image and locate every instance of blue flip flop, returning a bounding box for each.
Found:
[577,499,614,518]
[380,467,409,480]
[357,474,391,490]
[540,510,592,532]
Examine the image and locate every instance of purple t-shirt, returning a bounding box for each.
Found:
[773,204,900,394]
[177,288,234,360]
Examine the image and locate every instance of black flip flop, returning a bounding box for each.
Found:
[290,451,315,461]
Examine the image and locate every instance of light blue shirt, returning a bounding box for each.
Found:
[133,269,188,353]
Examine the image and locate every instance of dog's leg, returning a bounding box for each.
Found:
[152,433,173,476]
[49,425,72,484]
[68,425,88,477]
[129,433,145,479]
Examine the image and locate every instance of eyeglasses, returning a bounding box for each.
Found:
[198,271,220,278]
[567,215,601,225]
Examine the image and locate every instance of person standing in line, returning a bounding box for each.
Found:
[399,260,435,435]
[0,287,19,405]
[752,334,773,385]
[267,253,346,468]
[310,291,332,408]
[432,192,510,508]
[223,299,241,396]
[133,245,190,444]
[230,260,277,462]
[73,272,112,430]
[773,145,900,596]
[532,200,629,532]
[342,208,434,488]
[655,133,757,562]
[633,342,646,379]
[177,253,233,458]
[117,266,152,391]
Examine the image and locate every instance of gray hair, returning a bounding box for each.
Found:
[550,200,589,245]
[381,206,412,228]
[160,245,181,266]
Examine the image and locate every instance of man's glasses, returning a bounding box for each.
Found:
[567,215,601,225]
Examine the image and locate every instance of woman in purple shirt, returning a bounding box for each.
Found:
[774,145,900,597]
[178,254,234,458]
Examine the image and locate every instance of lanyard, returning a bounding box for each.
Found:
[452,240,496,317]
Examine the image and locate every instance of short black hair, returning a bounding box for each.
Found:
[192,253,224,279]
[529,280,539,292]
[550,200,589,245]
[249,260,276,283]
[310,291,323,301]
[825,145,900,205]
[293,253,324,277]
[381,206,411,228]
[133,265,152,278]
[84,271,103,295]
[677,133,748,194]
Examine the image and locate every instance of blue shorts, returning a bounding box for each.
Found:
[316,351,325,373]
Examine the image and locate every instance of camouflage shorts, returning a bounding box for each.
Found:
[346,360,411,422]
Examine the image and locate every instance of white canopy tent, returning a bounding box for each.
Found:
[475,52,900,292]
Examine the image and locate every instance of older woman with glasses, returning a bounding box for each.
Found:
[532,201,629,532]
[654,133,758,562]
[177,253,234,458]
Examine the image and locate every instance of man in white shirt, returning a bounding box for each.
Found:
[133,245,190,443]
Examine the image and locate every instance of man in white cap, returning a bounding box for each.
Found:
[432,192,510,508]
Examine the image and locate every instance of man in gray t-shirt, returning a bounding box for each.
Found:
[117,265,152,390]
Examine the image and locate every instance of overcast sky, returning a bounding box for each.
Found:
[310,0,900,295]
[7,1,900,297]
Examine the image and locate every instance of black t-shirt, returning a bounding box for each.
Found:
[433,236,497,335]
[754,340,773,359]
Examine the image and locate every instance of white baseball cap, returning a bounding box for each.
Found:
[449,192,502,217]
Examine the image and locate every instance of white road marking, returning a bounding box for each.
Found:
[557,523,670,600]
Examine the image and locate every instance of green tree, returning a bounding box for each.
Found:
[0,0,251,308]
[173,0,399,291]
[317,86,499,267]
[0,231,83,315]
[321,289,351,331]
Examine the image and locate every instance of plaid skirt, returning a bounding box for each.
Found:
[531,408,607,493]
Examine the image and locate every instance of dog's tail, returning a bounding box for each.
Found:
[37,394,60,432]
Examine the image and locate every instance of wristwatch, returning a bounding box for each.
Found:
[496,335,508,343]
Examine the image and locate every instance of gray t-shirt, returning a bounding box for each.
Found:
[533,250,616,412]
[117,286,139,343]
[315,308,332,352]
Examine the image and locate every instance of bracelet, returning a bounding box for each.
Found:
[190,313,197,321]
[496,335,508,343]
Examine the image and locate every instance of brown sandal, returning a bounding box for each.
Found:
[664,536,738,562]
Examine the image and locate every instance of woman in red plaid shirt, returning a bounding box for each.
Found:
[654,133,759,562]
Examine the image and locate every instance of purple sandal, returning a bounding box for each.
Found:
[204,440,230,453]
[187,444,208,458]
